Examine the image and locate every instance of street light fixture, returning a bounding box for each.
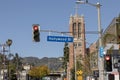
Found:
[75,0,103,80]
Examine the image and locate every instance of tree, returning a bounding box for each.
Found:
[70,67,75,80]
[29,65,50,79]
[12,53,23,71]
[82,54,91,76]
[102,33,116,46]
[102,33,118,55]
[9,53,23,80]
[0,53,4,69]
[77,54,92,78]
[7,53,14,80]
[70,54,91,80]
[63,43,69,73]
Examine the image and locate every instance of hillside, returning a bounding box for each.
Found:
[21,57,63,71]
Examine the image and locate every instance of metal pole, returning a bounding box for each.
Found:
[74,45,77,80]
[97,3,104,80]
[75,1,104,80]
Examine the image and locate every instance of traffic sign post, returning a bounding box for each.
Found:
[76,70,83,80]
[47,36,73,42]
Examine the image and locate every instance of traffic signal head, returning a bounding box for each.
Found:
[104,54,112,72]
[32,24,40,42]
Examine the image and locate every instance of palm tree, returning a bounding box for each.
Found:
[10,53,23,79]
[0,53,4,74]
[7,53,14,80]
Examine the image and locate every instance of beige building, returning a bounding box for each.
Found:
[103,16,120,44]
[88,15,120,72]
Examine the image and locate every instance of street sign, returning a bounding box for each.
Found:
[47,36,73,42]
[77,76,82,80]
[76,70,83,75]
[99,46,104,58]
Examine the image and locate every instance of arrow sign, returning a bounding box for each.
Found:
[47,36,73,42]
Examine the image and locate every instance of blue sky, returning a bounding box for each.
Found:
[0,0,120,58]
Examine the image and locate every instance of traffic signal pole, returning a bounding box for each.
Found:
[76,1,104,80]
[97,3,104,80]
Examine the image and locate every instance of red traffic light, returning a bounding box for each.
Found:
[33,26,39,31]
[105,56,110,60]
[105,54,112,71]
[32,24,40,42]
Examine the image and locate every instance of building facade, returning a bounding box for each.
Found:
[88,15,120,79]
[103,16,120,44]
[67,14,86,79]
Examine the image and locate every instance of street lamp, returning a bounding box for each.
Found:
[76,0,103,80]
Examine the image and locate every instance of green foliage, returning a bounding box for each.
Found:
[82,54,91,75]
[63,43,69,72]
[76,54,91,76]
[0,53,4,69]
[28,65,50,78]
[70,67,75,80]
[10,69,17,80]
[0,53,23,80]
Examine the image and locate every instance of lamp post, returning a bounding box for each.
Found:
[76,0,103,80]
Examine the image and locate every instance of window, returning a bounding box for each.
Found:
[73,23,77,37]
[78,23,81,38]
[78,43,81,46]
[74,43,77,48]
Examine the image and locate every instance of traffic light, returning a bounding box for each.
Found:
[32,24,40,42]
[104,54,112,72]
